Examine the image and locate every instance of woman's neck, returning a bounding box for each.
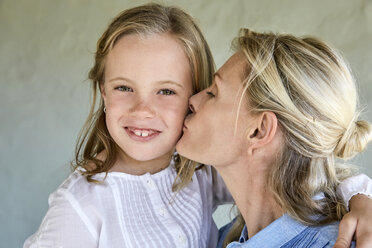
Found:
[217,160,284,238]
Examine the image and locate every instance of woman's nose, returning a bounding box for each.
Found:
[188,91,204,113]
[189,99,196,113]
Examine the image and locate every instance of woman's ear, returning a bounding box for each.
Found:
[247,111,278,155]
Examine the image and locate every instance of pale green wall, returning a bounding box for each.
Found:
[1,0,371,247]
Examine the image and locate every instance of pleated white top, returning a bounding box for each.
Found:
[24,163,231,248]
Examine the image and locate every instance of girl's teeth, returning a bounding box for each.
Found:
[133,130,151,137]
[134,131,142,136]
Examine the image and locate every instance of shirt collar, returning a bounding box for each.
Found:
[235,214,309,248]
[238,225,248,243]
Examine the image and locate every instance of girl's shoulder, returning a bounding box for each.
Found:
[48,170,110,207]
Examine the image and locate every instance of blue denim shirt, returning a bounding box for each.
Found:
[217,214,356,248]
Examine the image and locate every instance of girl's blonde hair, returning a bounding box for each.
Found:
[224,29,372,246]
[73,3,214,189]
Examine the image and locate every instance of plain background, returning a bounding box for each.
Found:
[1,0,372,247]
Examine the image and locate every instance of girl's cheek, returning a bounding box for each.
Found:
[157,102,188,124]
[108,93,132,104]
[167,99,189,114]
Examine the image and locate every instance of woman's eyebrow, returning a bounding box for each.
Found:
[214,73,222,90]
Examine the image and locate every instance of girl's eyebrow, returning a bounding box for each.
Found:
[107,77,184,89]
[107,76,133,84]
[157,80,185,90]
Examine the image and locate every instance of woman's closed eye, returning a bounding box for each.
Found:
[158,89,176,95]
[206,91,215,97]
[115,85,133,92]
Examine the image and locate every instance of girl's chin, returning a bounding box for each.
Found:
[125,153,169,162]
[115,141,177,162]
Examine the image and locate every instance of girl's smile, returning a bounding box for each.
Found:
[125,127,161,141]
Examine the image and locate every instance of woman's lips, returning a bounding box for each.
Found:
[125,127,161,142]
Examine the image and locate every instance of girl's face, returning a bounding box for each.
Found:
[177,53,253,167]
[102,34,192,162]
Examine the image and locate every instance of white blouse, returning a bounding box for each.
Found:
[24,163,372,248]
[24,163,231,248]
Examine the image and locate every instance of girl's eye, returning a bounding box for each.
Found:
[116,86,133,92]
[206,91,215,97]
[158,89,176,95]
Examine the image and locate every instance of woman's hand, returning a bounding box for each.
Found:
[334,194,372,248]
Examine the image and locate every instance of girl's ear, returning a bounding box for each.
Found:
[100,83,106,100]
[247,111,278,155]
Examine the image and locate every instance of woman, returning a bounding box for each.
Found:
[177,29,372,247]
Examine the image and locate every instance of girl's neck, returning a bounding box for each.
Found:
[217,160,283,238]
[110,149,174,175]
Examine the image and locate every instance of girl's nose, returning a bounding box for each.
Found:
[130,100,156,119]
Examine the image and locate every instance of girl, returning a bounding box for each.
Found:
[24,4,221,248]
[25,3,372,248]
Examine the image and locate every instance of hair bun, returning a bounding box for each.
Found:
[334,120,372,159]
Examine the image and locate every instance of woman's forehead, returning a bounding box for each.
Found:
[217,52,248,83]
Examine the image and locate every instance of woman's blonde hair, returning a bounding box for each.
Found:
[73,3,214,188]
[224,29,372,246]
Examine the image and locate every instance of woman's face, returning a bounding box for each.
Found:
[177,53,254,167]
